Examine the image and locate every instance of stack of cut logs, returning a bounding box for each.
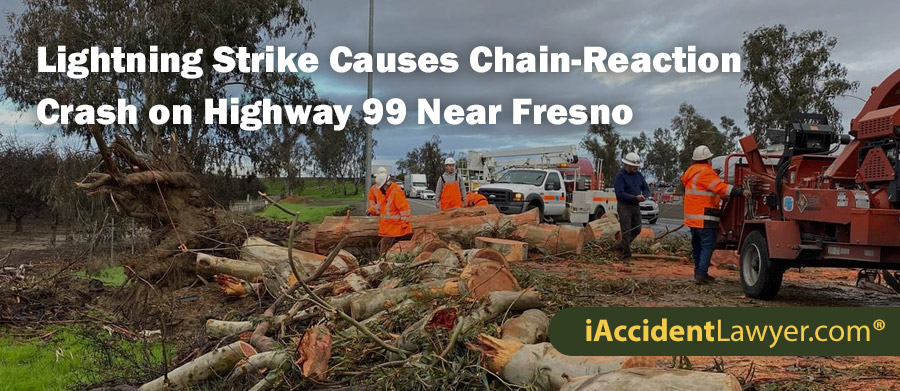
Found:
[134,206,738,391]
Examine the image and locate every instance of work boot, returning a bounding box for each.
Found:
[703,274,717,283]
[694,275,709,285]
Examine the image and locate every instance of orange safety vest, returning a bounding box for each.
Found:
[367,185,378,215]
[465,192,488,207]
[439,175,463,210]
[681,163,733,229]
[374,182,412,237]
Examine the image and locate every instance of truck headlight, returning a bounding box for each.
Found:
[512,193,525,202]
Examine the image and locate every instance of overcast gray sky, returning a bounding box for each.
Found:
[1,0,898,166]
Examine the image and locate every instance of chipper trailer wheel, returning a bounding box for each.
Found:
[740,231,785,300]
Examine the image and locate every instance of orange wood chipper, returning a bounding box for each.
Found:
[719,68,900,299]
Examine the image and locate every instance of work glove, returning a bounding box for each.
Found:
[729,186,744,198]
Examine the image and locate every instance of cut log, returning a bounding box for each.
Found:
[421,247,461,281]
[411,229,439,243]
[297,325,332,381]
[459,259,519,299]
[242,236,357,277]
[559,368,743,391]
[500,309,549,344]
[586,213,621,242]
[297,205,501,253]
[474,237,528,262]
[425,209,540,245]
[420,239,449,254]
[247,367,283,391]
[196,253,263,281]
[476,290,545,320]
[514,223,592,255]
[384,238,449,263]
[206,319,259,339]
[385,240,418,257]
[230,350,290,379]
[138,341,257,391]
[242,236,358,293]
[460,247,509,267]
[471,335,633,391]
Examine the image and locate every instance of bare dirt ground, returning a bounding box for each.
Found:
[3,217,900,390]
[513,248,900,390]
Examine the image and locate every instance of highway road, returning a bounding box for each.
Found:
[405,196,687,237]
[407,197,439,216]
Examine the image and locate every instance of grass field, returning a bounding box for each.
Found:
[75,266,128,286]
[0,327,166,391]
[263,178,365,202]
[259,178,361,223]
[256,203,351,223]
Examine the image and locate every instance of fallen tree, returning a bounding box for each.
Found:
[73,130,293,289]
[297,205,502,253]
[514,223,594,255]
[130,195,732,390]
[500,309,549,344]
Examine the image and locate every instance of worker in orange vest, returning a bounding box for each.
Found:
[465,191,488,207]
[372,168,412,252]
[366,167,388,216]
[681,145,747,285]
[435,157,466,210]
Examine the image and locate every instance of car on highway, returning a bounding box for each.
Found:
[605,187,659,224]
[640,198,659,224]
[419,189,435,200]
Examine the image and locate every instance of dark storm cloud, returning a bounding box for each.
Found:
[0,0,897,161]
[302,0,900,162]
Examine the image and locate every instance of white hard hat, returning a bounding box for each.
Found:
[692,145,713,161]
[375,172,388,188]
[374,167,389,188]
[621,152,642,168]
[444,157,456,165]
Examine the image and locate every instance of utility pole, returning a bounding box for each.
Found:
[363,0,375,192]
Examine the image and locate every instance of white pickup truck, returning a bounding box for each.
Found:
[477,168,619,223]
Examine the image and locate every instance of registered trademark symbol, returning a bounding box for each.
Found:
[874,319,886,331]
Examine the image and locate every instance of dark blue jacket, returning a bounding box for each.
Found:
[613,169,650,205]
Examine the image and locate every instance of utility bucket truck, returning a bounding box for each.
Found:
[469,145,619,223]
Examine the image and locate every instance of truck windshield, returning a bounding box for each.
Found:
[413,182,426,187]
[497,170,546,186]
